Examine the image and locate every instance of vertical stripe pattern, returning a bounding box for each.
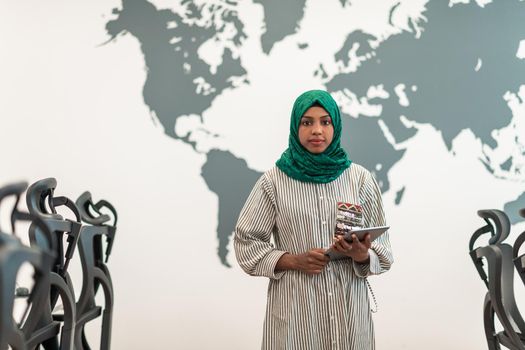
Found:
[234,163,394,350]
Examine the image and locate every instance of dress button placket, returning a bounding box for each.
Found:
[326,275,338,349]
[319,185,337,348]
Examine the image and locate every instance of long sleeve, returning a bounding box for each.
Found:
[352,170,394,277]
[234,174,287,279]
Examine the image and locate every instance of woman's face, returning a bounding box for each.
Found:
[298,106,334,154]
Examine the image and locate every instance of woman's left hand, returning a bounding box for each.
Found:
[331,233,371,263]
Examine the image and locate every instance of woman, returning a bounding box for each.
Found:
[234,90,393,349]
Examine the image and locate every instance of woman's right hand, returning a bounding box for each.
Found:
[276,249,329,275]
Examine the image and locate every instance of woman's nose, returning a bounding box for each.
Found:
[312,123,322,134]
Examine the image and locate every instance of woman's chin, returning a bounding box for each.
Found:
[306,146,327,154]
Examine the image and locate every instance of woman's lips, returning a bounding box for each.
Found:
[309,139,325,145]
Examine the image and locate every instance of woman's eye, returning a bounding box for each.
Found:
[301,120,311,126]
[322,120,332,125]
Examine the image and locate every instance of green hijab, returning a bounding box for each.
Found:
[276,90,352,183]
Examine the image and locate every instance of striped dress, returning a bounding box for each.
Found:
[234,163,393,350]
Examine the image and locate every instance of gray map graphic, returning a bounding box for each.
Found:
[105,0,525,265]
[106,0,248,144]
[254,0,307,54]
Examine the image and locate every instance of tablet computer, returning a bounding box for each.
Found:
[325,225,390,260]
[340,225,389,243]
